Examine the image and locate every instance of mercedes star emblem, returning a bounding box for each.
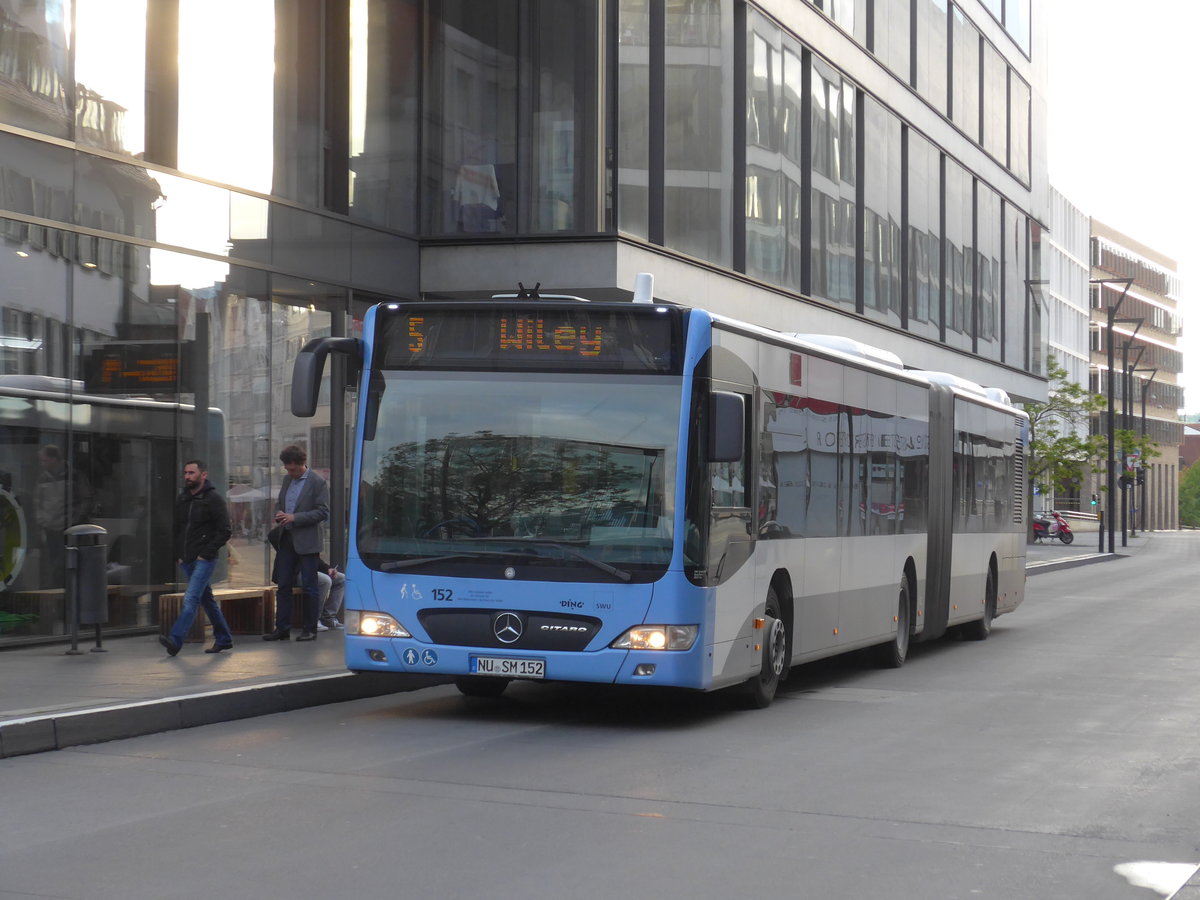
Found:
[494,612,523,644]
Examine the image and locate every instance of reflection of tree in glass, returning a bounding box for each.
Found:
[374,431,646,539]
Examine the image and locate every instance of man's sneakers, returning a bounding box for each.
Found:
[158,635,181,657]
[204,642,234,654]
[316,621,329,632]
[317,618,343,631]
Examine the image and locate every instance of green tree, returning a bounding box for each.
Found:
[1023,356,1160,510]
[1180,463,1200,527]
[1023,356,1106,500]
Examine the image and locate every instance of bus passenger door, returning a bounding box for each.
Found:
[707,390,753,578]
[707,391,757,679]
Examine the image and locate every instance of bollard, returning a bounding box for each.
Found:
[64,524,108,654]
[1097,510,1104,553]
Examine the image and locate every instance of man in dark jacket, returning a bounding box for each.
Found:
[159,459,234,656]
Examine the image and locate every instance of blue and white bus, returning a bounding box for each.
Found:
[293,288,1027,707]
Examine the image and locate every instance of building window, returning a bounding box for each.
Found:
[423,1,601,237]
[907,130,941,340]
[863,97,902,326]
[916,0,948,115]
[874,0,912,85]
[664,0,733,264]
[944,158,972,350]
[951,6,980,141]
[810,58,856,308]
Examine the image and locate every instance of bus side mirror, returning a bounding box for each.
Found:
[708,391,744,463]
[291,337,363,417]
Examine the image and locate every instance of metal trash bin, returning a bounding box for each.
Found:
[65,524,108,626]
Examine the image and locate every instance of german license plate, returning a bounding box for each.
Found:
[471,656,545,679]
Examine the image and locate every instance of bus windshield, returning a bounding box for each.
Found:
[357,371,682,581]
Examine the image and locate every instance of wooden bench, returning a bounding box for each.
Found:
[4,586,121,635]
[158,586,276,641]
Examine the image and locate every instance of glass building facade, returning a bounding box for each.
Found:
[0,0,1046,645]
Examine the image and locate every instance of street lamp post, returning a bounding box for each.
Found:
[1135,367,1158,532]
[1121,340,1144,539]
[1024,278,1049,540]
[1094,277,1133,554]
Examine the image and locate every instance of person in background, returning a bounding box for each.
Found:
[160,460,234,656]
[264,444,329,642]
[316,557,345,631]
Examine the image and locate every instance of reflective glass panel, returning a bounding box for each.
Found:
[177,0,323,205]
[982,41,1006,162]
[350,0,420,232]
[809,59,856,308]
[862,98,901,327]
[0,0,71,139]
[906,130,941,340]
[952,7,980,141]
[617,0,650,238]
[943,158,972,350]
[664,0,732,265]
[75,0,145,155]
[976,183,1000,358]
[916,0,947,115]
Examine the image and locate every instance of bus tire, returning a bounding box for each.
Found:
[739,586,787,709]
[876,575,911,669]
[962,568,996,641]
[455,675,510,698]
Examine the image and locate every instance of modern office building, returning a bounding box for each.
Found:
[1089,219,1183,532]
[1037,186,1090,511]
[0,0,1048,644]
[1045,188,1090,395]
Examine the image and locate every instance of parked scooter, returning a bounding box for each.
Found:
[1032,509,1074,544]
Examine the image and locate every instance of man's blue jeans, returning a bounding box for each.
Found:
[274,534,319,632]
[169,558,233,648]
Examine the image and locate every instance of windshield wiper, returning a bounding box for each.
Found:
[380,549,526,572]
[494,539,632,583]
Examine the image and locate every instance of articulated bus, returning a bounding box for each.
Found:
[293,289,1027,707]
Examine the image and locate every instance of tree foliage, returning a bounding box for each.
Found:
[1180,463,1200,527]
[1023,356,1159,499]
[1023,357,1105,497]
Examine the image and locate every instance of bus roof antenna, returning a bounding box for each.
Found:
[633,272,654,304]
[516,282,541,299]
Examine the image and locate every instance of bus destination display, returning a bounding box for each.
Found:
[380,306,679,373]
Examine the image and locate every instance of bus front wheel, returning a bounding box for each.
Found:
[455,676,510,698]
[739,587,787,709]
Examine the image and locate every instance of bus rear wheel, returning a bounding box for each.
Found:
[455,675,510,698]
[876,575,911,668]
[739,587,787,709]
[962,568,996,641]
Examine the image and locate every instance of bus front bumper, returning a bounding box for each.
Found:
[344,634,711,690]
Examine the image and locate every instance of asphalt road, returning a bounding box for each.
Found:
[3,532,1200,900]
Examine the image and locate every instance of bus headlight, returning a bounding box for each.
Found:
[346,610,411,638]
[611,625,697,651]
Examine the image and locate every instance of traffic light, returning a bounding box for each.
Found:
[1119,474,1133,489]
[1090,493,1098,507]
[1136,468,1145,486]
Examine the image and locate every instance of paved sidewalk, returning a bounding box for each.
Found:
[0,530,1152,758]
[1025,521,1149,574]
[0,628,440,758]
